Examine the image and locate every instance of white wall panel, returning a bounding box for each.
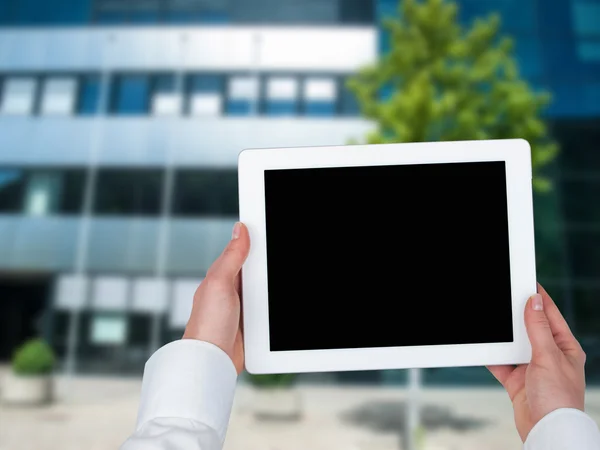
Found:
[170,278,202,328]
[132,277,169,313]
[54,274,89,311]
[0,118,374,166]
[92,276,130,311]
[0,27,376,72]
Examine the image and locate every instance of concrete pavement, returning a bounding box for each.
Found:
[1,372,600,450]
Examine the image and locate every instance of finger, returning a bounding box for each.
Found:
[487,364,517,388]
[208,222,251,283]
[537,284,580,354]
[524,293,558,357]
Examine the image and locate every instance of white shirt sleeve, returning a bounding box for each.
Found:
[120,339,238,450]
[525,408,600,450]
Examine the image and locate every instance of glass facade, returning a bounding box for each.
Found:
[0,0,375,25]
[374,0,600,384]
[0,72,365,118]
[0,0,598,384]
[111,75,151,115]
[0,167,239,217]
[376,0,600,118]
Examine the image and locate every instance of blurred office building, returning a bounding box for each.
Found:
[0,0,599,380]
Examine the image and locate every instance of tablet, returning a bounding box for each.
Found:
[238,139,536,374]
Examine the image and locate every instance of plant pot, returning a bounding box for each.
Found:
[1,371,53,406]
[252,387,302,421]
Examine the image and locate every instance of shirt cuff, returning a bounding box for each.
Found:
[524,408,600,450]
[135,339,238,444]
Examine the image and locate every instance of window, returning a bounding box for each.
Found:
[568,229,600,279]
[265,76,298,116]
[0,169,25,212]
[578,42,600,62]
[574,287,600,337]
[94,169,163,215]
[172,169,238,216]
[187,74,223,116]
[94,0,160,23]
[128,0,161,23]
[91,276,129,311]
[340,77,360,116]
[572,2,600,36]
[54,274,88,311]
[77,76,102,115]
[166,0,228,23]
[132,277,169,313]
[583,83,600,113]
[23,170,85,215]
[90,314,128,345]
[111,75,150,115]
[563,177,600,223]
[303,77,336,116]
[170,279,202,329]
[151,74,181,116]
[94,0,129,23]
[0,77,36,115]
[514,39,543,80]
[226,76,259,116]
[40,77,76,115]
[340,0,374,24]
[94,0,228,24]
[24,172,62,215]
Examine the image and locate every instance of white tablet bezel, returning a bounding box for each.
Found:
[238,139,536,374]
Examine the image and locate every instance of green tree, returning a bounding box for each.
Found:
[348,0,558,191]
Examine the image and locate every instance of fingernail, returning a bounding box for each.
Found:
[232,222,241,240]
[532,294,543,311]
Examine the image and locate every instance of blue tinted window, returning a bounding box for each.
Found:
[514,38,543,79]
[77,76,101,115]
[0,169,25,212]
[226,101,254,116]
[305,102,335,117]
[94,0,160,24]
[166,11,228,23]
[95,9,128,23]
[572,2,600,36]
[458,0,535,32]
[266,101,297,116]
[186,74,223,114]
[584,83,600,114]
[112,75,150,115]
[129,0,161,23]
[0,0,91,25]
[187,75,222,93]
[578,41,600,61]
[341,79,360,116]
[154,75,177,93]
[225,76,258,116]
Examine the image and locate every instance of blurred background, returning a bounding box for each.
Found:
[0,0,598,449]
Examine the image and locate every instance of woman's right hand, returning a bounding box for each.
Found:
[488,284,587,442]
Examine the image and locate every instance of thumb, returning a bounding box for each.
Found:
[209,222,251,283]
[525,293,557,356]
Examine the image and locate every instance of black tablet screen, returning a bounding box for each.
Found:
[264,161,513,352]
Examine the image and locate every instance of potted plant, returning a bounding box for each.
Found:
[2,338,55,405]
[246,373,301,420]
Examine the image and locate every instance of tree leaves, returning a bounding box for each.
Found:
[348,0,558,188]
